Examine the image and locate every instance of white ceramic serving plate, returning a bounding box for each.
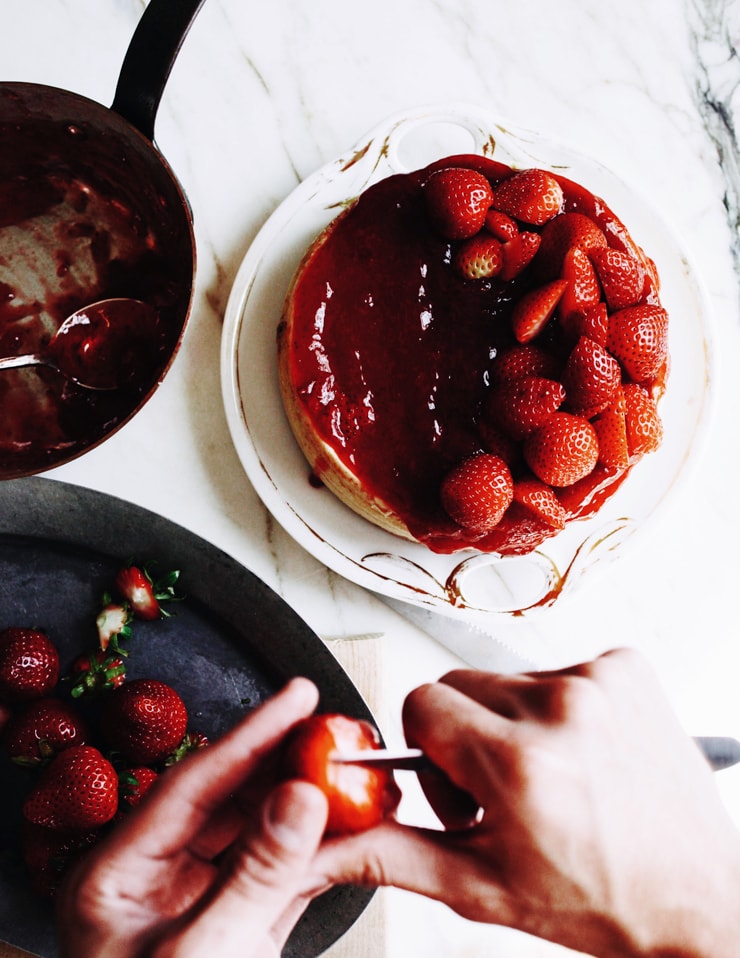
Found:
[221,103,714,618]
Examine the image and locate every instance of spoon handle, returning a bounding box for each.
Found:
[0,354,41,371]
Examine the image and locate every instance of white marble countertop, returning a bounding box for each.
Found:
[3,1,740,954]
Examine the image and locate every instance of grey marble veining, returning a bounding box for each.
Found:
[688,0,740,296]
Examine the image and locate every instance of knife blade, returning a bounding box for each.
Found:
[380,595,539,672]
[332,736,740,773]
[331,748,432,772]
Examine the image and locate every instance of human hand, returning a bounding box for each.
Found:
[316,649,740,958]
[57,677,329,958]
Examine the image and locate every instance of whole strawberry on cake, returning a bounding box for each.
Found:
[278,155,668,555]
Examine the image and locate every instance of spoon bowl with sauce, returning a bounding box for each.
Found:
[0,299,159,390]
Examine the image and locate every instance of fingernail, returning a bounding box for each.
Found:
[264,782,325,853]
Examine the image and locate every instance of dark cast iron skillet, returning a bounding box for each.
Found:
[0,0,206,479]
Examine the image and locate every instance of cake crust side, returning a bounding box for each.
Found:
[277,216,417,543]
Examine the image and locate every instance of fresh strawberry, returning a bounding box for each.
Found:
[490,169,564,225]
[0,628,59,702]
[560,301,609,346]
[423,167,493,240]
[22,821,100,898]
[118,766,159,811]
[562,336,621,415]
[452,233,503,280]
[282,713,401,836]
[559,246,601,320]
[440,453,514,534]
[489,375,565,440]
[589,247,646,310]
[500,231,541,281]
[535,211,608,279]
[96,602,132,652]
[100,678,188,765]
[68,649,127,698]
[483,207,518,241]
[606,304,669,383]
[592,394,630,470]
[623,383,663,458]
[512,478,566,530]
[523,412,599,487]
[4,697,89,766]
[114,563,181,621]
[23,744,119,830]
[510,279,567,343]
[491,343,561,384]
[477,420,520,468]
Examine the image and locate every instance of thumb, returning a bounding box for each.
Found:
[157,782,329,958]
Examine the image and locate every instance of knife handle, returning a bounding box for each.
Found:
[695,736,740,771]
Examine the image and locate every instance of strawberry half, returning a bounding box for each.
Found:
[512,478,567,530]
[623,384,663,458]
[23,744,119,831]
[607,304,669,383]
[452,234,503,280]
[423,167,493,240]
[562,336,621,416]
[589,247,646,310]
[100,678,188,766]
[560,301,609,346]
[96,603,132,652]
[491,344,561,385]
[0,628,60,702]
[559,246,601,320]
[523,412,599,487]
[511,279,567,343]
[477,420,520,468]
[491,169,564,226]
[440,453,514,534]
[484,208,518,241]
[500,231,541,281]
[114,563,181,621]
[489,375,565,440]
[593,394,630,470]
[535,211,608,279]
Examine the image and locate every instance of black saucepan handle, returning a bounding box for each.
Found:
[111,0,208,142]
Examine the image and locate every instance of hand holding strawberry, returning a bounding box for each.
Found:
[282,713,400,835]
[56,678,332,958]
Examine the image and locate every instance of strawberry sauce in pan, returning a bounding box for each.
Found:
[283,155,662,555]
[0,87,193,478]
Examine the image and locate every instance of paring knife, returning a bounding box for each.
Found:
[333,736,740,774]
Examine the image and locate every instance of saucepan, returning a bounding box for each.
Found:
[0,0,207,479]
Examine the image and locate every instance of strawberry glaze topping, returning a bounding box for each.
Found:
[283,155,667,555]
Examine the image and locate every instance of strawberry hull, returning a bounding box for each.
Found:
[280,155,668,555]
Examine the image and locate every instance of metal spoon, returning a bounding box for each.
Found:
[0,298,158,390]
